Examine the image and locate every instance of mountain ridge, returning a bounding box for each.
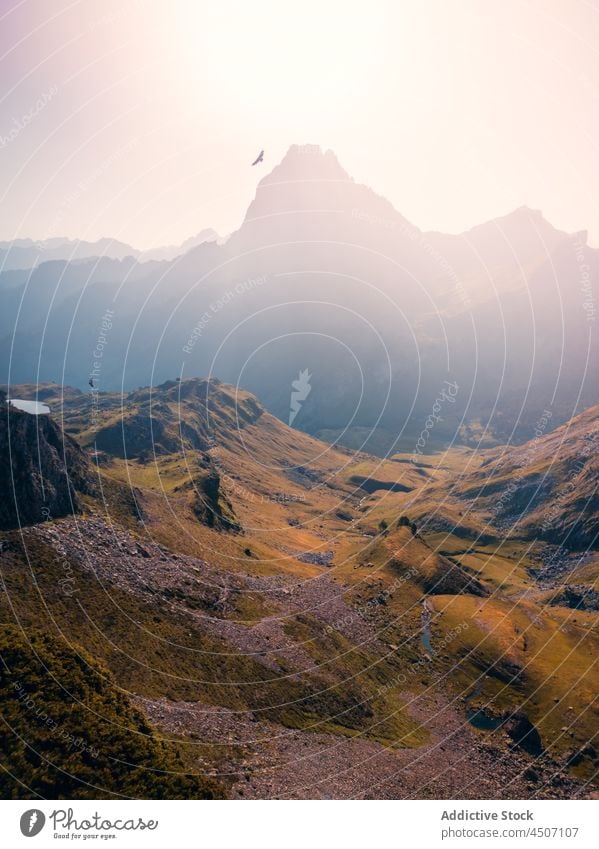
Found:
[1,145,597,449]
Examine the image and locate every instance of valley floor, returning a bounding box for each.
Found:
[1,382,597,799]
[141,688,588,800]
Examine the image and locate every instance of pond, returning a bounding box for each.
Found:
[464,676,505,731]
[420,602,434,655]
[420,621,434,655]
[467,707,505,731]
[8,399,51,415]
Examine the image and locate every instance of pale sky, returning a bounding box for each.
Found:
[1,0,599,248]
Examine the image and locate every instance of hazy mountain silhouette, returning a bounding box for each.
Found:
[0,229,220,273]
[1,145,596,449]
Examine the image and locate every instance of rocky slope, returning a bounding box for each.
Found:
[0,401,95,529]
[0,379,596,799]
[416,403,599,551]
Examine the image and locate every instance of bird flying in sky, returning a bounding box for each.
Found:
[251,150,264,166]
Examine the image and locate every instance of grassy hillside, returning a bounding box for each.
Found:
[0,378,597,798]
[0,625,223,799]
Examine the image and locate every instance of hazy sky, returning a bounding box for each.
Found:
[1,0,599,248]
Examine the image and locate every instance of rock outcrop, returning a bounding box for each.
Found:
[0,403,94,529]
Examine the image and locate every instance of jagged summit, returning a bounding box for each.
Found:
[260,144,352,185]
[241,143,405,232]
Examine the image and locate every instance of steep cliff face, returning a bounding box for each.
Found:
[0,404,94,529]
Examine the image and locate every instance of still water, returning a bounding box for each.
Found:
[8,399,50,415]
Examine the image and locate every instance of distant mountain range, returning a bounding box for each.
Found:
[0,229,220,272]
[1,144,597,449]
